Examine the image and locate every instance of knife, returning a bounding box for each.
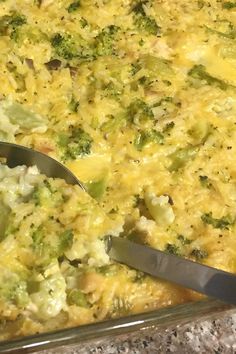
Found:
[106,236,236,305]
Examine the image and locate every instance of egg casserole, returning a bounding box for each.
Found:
[1,0,236,340]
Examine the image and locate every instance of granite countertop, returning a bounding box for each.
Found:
[37,309,236,354]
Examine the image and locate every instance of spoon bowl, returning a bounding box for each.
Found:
[0,141,84,188]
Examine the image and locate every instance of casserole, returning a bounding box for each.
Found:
[0,0,236,350]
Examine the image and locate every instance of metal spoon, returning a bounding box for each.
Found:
[0,141,83,188]
[1,141,236,305]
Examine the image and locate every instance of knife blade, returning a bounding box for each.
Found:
[106,236,236,305]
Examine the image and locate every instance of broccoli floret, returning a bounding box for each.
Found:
[201,212,234,229]
[86,178,107,200]
[132,2,160,35]
[59,229,74,254]
[0,276,29,306]
[222,2,236,9]
[165,243,180,256]
[32,227,74,260]
[10,14,26,27]
[131,62,141,75]
[51,33,78,60]
[58,127,93,160]
[69,96,80,112]
[103,82,123,100]
[67,1,80,13]
[31,227,44,256]
[32,183,52,206]
[190,248,208,261]
[80,17,88,28]
[100,113,126,134]
[188,64,233,90]
[67,289,89,307]
[134,129,164,151]
[0,12,26,37]
[135,15,160,35]
[177,235,192,245]
[51,33,94,61]
[132,1,147,15]
[128,99,154,123]
[112,296,132,316]
[94,25,119,56]
[0,205,10,241]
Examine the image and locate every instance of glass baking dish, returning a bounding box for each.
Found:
[0,299,233,354]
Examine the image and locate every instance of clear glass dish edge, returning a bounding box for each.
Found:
[0,299,234,354]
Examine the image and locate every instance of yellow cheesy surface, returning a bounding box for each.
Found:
[0,0,236,340]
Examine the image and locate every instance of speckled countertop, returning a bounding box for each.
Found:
[36,309,236,354]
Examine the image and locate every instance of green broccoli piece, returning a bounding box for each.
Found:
[165,243,180,256]
[94,25,119,56]
[177,235,192,245]
[190,248,208,261]
[103,82,123,100]
[67,289,89,307]
[31,227,44,255]
[58,127,93,160]
[86,178,107,200]
[80,17,88,28]
[51,33,78,60]
[58,229,74,254]
[134,15,160,35]
[112,296,132,316]
[69,96,80,112]
[100,113,126,134]
[51,33,94,61]
[10,14,26,27]
[32,227,73,260]
[201,212,234,229]
[132,2,160,35]
[168,145,198,172]
[128,99,154,123]
[0,12,26,37]
[67,1,80,13]
[222,2,236,9]
[134,129,164,151]
[0,205,10,241]
[188,64,233,90]
[205,20,236,39]
[0,277,29,306]
[32,182,52,206]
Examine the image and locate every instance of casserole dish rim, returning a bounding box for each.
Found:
[0,298,233,354]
